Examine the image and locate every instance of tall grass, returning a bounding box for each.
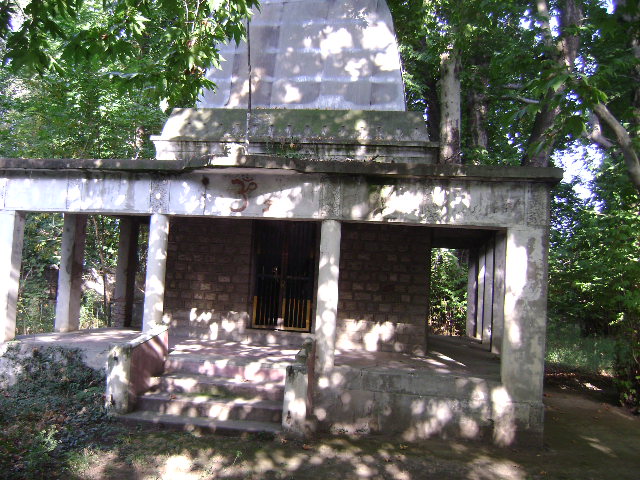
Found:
[545,322,616,376]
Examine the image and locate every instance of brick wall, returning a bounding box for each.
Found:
[337,223,431,355]
[164,218,253,338]
[162,218,430,351]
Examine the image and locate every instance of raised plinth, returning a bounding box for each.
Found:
[151,108,437,164]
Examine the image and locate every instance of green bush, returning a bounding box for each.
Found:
[0,345,123,479]
[613,314,640,413]
[549,158,640,410]
[429,249,468,336]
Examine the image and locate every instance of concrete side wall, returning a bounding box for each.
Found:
[313,366,540,445]
[163,217,253,338]
[336,223,430,355]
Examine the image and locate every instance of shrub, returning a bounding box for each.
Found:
[0,345,123,479]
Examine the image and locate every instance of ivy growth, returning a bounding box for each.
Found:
[0,345,124,479]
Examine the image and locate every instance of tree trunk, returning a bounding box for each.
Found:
[522,0,582,167]
[439,44,462,165]
[467,50,490,153]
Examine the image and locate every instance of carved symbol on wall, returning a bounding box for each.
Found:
[230,175,257,212]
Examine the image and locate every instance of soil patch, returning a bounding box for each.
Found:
[76,378,640,480]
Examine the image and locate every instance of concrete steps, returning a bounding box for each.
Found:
[150,373,285,401]
[170,327,313,347]
[120,344,291,436]
[120,411,282,436]
[164,356,288,383]
[137,393,282,422]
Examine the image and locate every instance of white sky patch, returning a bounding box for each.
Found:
[554,144,603,200]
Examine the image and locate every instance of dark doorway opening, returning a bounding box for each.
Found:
[251,221,317,332]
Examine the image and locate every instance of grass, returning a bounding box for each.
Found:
[545,321,616,376]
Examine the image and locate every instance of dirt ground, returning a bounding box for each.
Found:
[77,373,640,480]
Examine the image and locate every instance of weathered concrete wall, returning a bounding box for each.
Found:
[153,109,436,163]
[337,223,430,354]
[106,326,169,413]
[313,365,541,446]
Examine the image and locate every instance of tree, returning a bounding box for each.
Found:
[388,0,640,192]
[550,154,640,408]
[1,0,258,109]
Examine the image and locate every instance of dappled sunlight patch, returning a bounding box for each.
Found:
[467,456,526,480]
[384,463,411,480]
[581,436,617,457]
[490,387,516,446]
[459,416,481,439]
[159,454,199,480]
[402,400,457,441]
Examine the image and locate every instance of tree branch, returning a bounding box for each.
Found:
[502,95,540,105]
[585,112,614,149]
[593,102,640,192]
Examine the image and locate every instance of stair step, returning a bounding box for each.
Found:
[170,330,312,347]
[137,393,283,423]
[151,374,285,401]
[164,356,288,382]
[120,411,282,436]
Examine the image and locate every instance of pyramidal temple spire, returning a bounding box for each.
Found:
[198,0,406,111]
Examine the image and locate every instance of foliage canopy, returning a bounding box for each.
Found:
[1,0,257,108]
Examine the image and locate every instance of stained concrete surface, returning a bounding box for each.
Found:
[13,328,141,371]
[10,330,500,382]
[335,335,500,381]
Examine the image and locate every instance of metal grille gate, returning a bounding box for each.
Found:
[251,221,317,332]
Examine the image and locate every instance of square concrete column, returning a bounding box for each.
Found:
[475,245,486,341]
[0,211,25,342]
[482,235,495,347]
[142,214,170,331]
[466,248,478,339]
[501,227,549,403]
[424,239,432,354]
[314,219,341,374]
[113,217,140,328]
[491,232,507,354]
[55,214,87,333]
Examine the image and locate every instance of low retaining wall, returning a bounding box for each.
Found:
[105,325,169,413]
[282,338,316,439]
[313,367,543,446]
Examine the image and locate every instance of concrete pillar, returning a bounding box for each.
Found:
[424,234,432,354]
[55,214,87,332]
[491,232,507,354]
[475,245,486,341]
[314,219,341,373]
[501,227,548,403]
[482,235,495,348]
[113,217,140,328]
[142,214,170,331]
[0,211,25,342]
[466,248,478,339]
